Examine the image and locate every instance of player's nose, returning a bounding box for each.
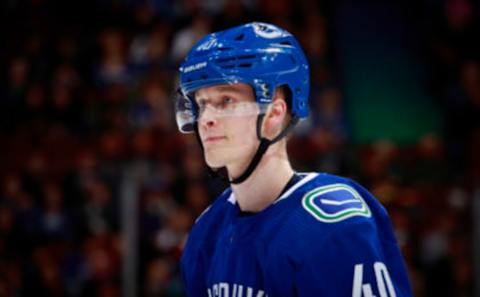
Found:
[198,106,218,129]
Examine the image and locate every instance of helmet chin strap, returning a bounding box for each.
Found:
[194,114,299,185]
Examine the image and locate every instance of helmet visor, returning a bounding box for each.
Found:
[174,81,270,133]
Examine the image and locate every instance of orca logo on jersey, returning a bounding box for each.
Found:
[302,184,371,223]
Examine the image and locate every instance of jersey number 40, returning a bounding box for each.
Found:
[352,262,396,297]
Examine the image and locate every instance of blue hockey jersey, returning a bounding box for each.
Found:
[181,172,413,296]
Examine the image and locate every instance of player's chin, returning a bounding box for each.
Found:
[203,151,228,168]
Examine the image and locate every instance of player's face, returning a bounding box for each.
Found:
[195,83,259,168]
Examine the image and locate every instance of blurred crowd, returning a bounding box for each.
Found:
[0,0,479,296]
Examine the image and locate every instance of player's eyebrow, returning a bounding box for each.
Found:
[195,84,253,102]
[214,85,251,94]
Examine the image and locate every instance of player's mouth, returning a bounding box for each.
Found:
[203,136,226,143]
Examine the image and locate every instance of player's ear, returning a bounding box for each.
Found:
[262,89,288,140]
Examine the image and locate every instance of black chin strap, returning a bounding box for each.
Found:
[229,114,298,184]
[229,136,271,184]
[194,115,299,185]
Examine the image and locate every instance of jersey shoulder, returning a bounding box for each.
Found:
[277,172,397,249]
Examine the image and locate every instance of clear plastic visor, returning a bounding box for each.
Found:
[174,83,269,133]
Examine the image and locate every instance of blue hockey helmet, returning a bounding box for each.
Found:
[175,22,310,133]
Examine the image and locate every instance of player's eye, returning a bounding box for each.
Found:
[220,97,235,109]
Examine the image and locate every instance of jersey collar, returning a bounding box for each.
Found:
[226,172,319,205]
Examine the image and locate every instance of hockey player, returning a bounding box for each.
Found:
[175,22,413,297]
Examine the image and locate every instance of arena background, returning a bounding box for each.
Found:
[0,0,479,296]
